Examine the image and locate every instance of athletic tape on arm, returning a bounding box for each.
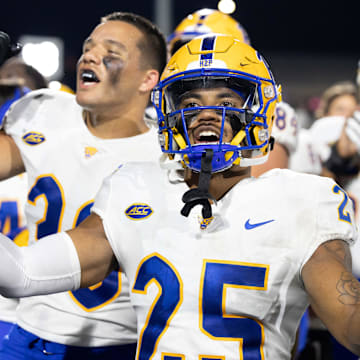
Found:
[0,232,81,298]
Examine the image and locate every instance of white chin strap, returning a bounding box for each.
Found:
[160,151,270,170]
[239,152,269,167]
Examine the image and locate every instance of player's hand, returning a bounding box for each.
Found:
[337,111,360,157]
[344,111,360,153]
[0,31,22,67]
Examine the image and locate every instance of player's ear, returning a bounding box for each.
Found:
[138,69,159,93]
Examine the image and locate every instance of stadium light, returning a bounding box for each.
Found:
[18,35,64,80]
[218,0,236,14]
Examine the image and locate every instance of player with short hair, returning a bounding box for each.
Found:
[0,12,166,360]
[0,34,359,359]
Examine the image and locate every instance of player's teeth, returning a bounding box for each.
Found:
[199,131,217,137]
[81,71,99,82]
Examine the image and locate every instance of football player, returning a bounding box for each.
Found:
[290,81,359,177]
[0,34,359,359]
[0,79,29,340]
[167,8,299,177]
[0,12,166,360]
[289,82,360,360]
[0,60,48,340]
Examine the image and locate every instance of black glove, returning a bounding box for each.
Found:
[0,31,22,67]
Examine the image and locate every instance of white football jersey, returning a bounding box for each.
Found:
[290,116,360,278]
[93,163,357,360]
[2,88,161,346]
[0,173,28,323]
[272,101,298,155]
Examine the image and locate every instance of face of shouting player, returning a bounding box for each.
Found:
[177,87,245,146]
[76,20,148,114]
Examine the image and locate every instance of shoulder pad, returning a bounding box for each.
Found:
[1,89,75,131]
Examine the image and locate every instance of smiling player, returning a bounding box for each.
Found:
[0,34,359,359]
[0,12,166,360]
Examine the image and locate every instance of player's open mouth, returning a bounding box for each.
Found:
[193,126,220,144]
[80,70,100,85]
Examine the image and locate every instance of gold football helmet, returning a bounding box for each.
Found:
[152,34,281,173]
[168,8,250,55]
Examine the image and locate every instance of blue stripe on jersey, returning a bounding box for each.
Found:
[200,36,216,62]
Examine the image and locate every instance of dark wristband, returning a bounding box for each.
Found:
[323,143,360,176]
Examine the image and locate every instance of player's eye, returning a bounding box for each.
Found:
[180,99,201,109]
[108,50,120,56]
[185,102,199,108]
[220,100,235,107]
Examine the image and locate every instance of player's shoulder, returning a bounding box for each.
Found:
[94,161,164,216]
[9,88,74,110]
[260,168,337,195]
[2,89,75,122]
[107,161,163,187]
[261,167,332,183]
[2,89,79,133]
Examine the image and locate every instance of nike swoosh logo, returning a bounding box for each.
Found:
[245,219,275,230]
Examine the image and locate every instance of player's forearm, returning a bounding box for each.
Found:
[345,297,360,355]
[0,130,25,180]
[327,270,360,356]
[0,232,81,298]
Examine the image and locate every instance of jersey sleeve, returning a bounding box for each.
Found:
[0,89,75,141]
[0,89,49,136]
[91,166,126,269]
[92,162,163,275]
[300,175,358,272]
[271,101,298,154]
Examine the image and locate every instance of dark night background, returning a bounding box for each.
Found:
[1,0,358,114]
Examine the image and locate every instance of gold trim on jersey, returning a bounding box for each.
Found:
[199,259,268,359]
[133,253,183,360]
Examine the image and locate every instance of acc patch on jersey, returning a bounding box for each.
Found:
[22,132,46,145]
[125,204,153,220]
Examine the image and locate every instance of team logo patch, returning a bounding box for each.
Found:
[198,215,214,230]
[22,132,45,145]
[85,146,98,158]
[125,204,153,220]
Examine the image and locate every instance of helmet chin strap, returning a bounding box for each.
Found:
[181,149,215,220]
